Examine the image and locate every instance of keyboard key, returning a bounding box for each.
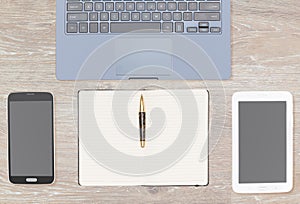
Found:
[110,22,161,33]
[131,12,140,21]
[84,2,93,11]
[199,22,209,27]
[105,2,114,11]
[67,3,83,11]
[79,22,88,33]
[100,12,109,21]
[89,12,98,21]
[116,2,124,11]
[121,12,130,21]
[126,2,135,11]
[188,2,197,11]
[173,12,182,21]
[67,13,88,21]
[100,22,109,33]
[136,2,145,11]
[183,12,192,21]
[141,12,151,21]
[157,2,166,11]
[162,22,173,32]
[178,2,187,11]
[199,27,209,32]
[175,22,184,32]
[152,12,161,21]
[95,2,103,11]
[194,12,220,21]
[111,12,119,21]
[187,27,197,32]
[167,2,177,11]
[89,22,98,33]
[67,23,77,33]
[162,12,172,21]
[199,2,220,11]
[210,27,221,33]
[147,2,156,11]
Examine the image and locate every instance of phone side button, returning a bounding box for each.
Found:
[26,178,37,183]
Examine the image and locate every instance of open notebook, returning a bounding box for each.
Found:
[78,89,208,186]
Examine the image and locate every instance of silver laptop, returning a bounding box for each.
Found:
[56,0,231,80]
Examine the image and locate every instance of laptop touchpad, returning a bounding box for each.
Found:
[114,38,173,77]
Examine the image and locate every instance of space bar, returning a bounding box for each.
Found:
[110,22,161,33]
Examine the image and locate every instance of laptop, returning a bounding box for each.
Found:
[56,0,230,80]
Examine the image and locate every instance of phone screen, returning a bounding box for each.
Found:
[238,101,286,183]
[8,93,54,183]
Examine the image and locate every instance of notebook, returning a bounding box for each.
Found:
[78,89,208,186]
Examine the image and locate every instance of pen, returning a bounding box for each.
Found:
[139,94,146,148]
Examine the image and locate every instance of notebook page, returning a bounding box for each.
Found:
[79,89,208,186]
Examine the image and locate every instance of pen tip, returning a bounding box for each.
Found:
[139,94,145,112]
[140,141,145,148]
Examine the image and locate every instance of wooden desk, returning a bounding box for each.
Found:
[0,0,299,203]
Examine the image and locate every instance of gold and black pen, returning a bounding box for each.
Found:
[139,94,146,148]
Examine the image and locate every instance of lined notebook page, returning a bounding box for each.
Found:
[79,89,208,186]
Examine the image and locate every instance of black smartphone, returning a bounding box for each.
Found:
[8,92,54,184]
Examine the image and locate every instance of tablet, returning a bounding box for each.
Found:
[232,91,293,193]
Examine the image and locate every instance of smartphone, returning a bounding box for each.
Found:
[8,92,54,184]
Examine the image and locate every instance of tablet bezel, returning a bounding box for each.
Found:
[232,91,293,193]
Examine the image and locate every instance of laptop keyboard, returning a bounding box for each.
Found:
[66,0,222,34]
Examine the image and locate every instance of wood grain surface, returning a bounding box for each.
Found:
[0,0,300,203]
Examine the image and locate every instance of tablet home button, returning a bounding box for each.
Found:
[26,178,37,183]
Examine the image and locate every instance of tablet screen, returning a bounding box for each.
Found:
[239,101,286,183]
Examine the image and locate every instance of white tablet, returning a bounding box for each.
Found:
[232,91,293,193]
